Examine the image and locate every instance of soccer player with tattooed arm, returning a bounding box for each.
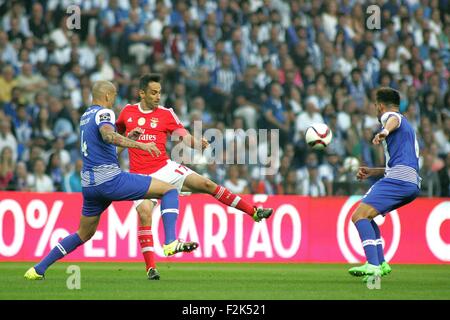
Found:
[116,74,273,280]
[24,80,197,281]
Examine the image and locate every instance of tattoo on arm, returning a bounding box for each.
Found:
[100,124,142,150]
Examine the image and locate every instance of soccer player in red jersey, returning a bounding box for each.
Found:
[116,74,273,280]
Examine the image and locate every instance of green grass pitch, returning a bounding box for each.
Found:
[1,262,449,300]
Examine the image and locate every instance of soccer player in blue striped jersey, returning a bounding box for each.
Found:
[24,81,198,281]
[348,87,421,280]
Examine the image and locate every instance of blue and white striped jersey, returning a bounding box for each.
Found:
[381,111,421,186]
[79,105,121,187]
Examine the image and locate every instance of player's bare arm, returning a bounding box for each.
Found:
[100,124,161,157]
[356,167,385,180]
[117,127,144,155]
[373,116,400,145]
[178,130,209,151]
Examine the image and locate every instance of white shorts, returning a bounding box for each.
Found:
[134,160,194,208]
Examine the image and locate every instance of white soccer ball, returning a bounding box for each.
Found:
[305,123,333,150]
[343,156,360,172]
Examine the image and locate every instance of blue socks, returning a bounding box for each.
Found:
[160,189,179,245]
[34,233,83,275]
[354,219,379,266]
[371,220,385,263]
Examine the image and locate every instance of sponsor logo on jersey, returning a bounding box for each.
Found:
[138,117,146,126]
[140,134,157,141]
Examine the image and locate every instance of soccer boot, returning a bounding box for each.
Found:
[362,262,391,282]
[147,268,160,280]
[24,267,44,280]
[380,261,392,276]
[348,263,382,277]
[253,207,274,222]
[163,239,199,257]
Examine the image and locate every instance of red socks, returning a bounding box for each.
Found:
[138,226,156,271]
[213,185,255,217]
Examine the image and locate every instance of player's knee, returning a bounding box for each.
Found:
[351,211,362,224]
[351,206,377,223]
[162,185,177,195]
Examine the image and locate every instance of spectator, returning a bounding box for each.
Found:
[123,9,153,65]
[298,163,326,197]
[0,118,18,162]
[0,146,15,190]
[294,97,324,142]
[281,170,300,195]
[224,165,250,194]
[13,104,32,159]
[0,64,17,104]
[203,162,226,186]
[46,64,64,99]
[46,152,64,191]
[360,127,383,169]
[27,2,48,46]
[146,4,170,41]
[347,68,366,109]
[262,81,292,146]
[336,45,357,78]
[63,159,82,193]
[419,153,441,197]
[179,37,202,93]
[319,150,344,195]
[16,62,47,104]
[437,153,450,197]
[254,173,283,195]
[10,160,31,191]
[32,107,55,149]
[89,52,114,82]
[0,30,18,66]
[28,158,54,192]
[8,16,26,45]
[79,34,101,72]
[48,97,77,148]
[189,96,214,129]
[98,0,128,55]
[232,66,261,129]
[211,53,237,121]
[2,0,30,37]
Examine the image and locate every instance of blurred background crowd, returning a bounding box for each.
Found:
[0,0,448,197]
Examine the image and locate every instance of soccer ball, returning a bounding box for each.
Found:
[305,123,332,150]
[343,156,360,172]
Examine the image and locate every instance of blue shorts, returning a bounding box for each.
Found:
[82,172,152,217]
[362,178,420,215]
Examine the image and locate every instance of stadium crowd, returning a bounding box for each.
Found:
[0,0,448,197]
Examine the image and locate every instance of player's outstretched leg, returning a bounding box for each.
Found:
[143,178,198,257]
[370,220,392,276]
[348,203,381,277]
[25,215,100,280]
[183,173,273,222]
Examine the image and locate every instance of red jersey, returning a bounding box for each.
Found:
[116,103,187,174]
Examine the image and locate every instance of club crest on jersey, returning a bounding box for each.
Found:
[150,117,158,128]
[138,117,146,126]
